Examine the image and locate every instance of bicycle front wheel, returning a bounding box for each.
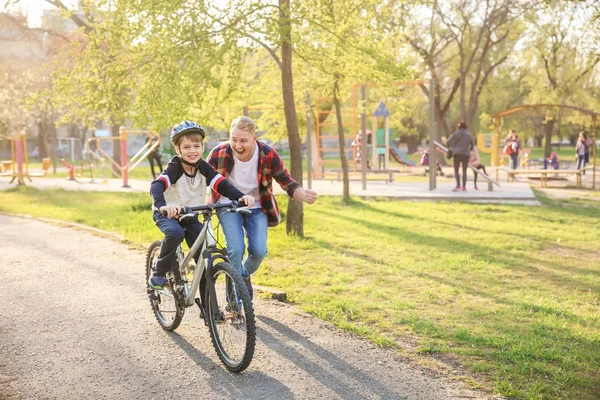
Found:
[205,262,256,373]
[146,240,183,331]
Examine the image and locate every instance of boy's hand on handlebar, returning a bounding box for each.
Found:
[239,195,255,208]
[159,205,181,219]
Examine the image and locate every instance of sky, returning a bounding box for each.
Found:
[2,0,78,27]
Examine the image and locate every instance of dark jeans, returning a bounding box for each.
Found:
[153,211,203,276]
[510,153,519,169]
[148,152,163,179]
[577,155,587,173]
[453,154,469,188]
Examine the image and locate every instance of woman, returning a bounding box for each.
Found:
[447,121,474,192]
[504,129,520,170]
[575,131,589,174]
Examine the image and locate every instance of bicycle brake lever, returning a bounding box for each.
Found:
[233,207,251,215]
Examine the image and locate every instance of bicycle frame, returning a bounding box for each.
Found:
[167,204,241,310]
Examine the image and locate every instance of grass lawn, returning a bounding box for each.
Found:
[0,186,599,399]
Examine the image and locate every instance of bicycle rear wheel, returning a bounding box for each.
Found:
[146,240,184,331]
[205,262,255,372]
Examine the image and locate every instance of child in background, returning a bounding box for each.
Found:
[469,145,487,190]
[543,152,560,170]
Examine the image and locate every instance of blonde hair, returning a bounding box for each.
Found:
[230,116,257,135]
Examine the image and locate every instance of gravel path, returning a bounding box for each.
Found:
[0,215,499,400]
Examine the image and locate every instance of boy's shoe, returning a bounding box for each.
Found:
[462,187,467,191]
[148,274,167,290]
[244,276,253,300]
[452,186,461,192]
[474,184,478,190]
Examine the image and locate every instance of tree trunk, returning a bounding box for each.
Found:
[333,79,350,203]
[111,124,122,176]
[279,0,304,237]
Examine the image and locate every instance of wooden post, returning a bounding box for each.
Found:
[384,115,390,170]
[428,79,436,190]
[305,92,312,189]
[371,114,377,170]
[593,115,597,190]
[360,85,367,190]
[119,126,130,188]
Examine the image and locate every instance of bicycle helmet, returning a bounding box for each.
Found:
[170,121,206,146]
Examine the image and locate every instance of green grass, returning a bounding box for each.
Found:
[0,187,599,399]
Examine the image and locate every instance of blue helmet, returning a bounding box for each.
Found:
[170,121,205,146]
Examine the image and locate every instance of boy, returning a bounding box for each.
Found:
[149,120,254,289]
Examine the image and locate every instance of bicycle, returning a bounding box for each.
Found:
[145,202,256,372]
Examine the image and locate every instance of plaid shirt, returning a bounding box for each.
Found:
[207,141,301,227]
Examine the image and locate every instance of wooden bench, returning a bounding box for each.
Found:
[500,168,583,188]
[332,169,400,183]
[0,160,12,173]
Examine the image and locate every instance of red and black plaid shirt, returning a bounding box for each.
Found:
[207,141,301,227]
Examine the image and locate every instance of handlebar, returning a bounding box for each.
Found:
[161,201,251,219]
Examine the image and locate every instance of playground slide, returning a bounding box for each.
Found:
[390,146,417,166]
[433,141,500,187]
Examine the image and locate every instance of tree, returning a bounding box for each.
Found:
[403,0,531,136]
[522,1,600,156]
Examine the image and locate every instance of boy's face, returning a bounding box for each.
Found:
[230,127,257,162]
[176,135,204,164]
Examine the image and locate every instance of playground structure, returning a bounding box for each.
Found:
[0,131,51,185]
[85,127,161,187]
[244,80,439,190]
[0,128,161,187]
[308,83,422,180]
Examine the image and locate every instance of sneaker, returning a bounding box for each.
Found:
[474,185,478,190]
[148,274,167,290]
[462,187,467,191]
[452,186,461,192]
[244,276,253,300]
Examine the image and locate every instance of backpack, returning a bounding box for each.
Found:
[504,144,513,155]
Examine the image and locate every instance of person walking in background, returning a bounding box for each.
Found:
[447,121,474,192]
[469,144,487,190]
[146,133,164,179]
[576,131,589,174]
[504,129,520,170]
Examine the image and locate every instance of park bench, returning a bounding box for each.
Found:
[500,167,583,188]
[331,169,400,183]
[0,160,12,173]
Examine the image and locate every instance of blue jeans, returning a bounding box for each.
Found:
[153,211,203,276]
[217,207,268,279]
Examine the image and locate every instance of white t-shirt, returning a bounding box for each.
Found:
[220,143,261,208]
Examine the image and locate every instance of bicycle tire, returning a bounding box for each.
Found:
[205,262,256,372]
[146,240,184,331]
